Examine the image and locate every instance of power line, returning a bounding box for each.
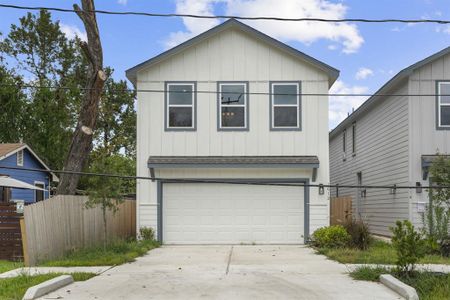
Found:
[0,165,449,189]
[0,4,449,24]
[0,83,448,98]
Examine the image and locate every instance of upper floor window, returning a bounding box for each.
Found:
[438,81,450,129]
[352,122,356,155]
[17,150,24,166]
[342,129,347,154]
[218,82,248,130]
[270,82,301,130]
[165,82,196,131]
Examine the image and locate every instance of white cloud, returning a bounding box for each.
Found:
[435,25,450,35]
[355,67,373,80]
[60,23,87,41]
[329,80,369,129]
[327,44,337,50]
[117,0,128,5]
[166,0,364,53]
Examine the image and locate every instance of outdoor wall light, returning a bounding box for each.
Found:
[390,185,397,195]
[360,189,367,198]
[318,184,324,195]
[416,182,422,194]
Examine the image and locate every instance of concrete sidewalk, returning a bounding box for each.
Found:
[39,245,400,300]
[0,266,112,278]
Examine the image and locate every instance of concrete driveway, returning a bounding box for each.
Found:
[41,246,400,300]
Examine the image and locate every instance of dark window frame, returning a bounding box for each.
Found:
[217,81,249,131]
[269,81,302,131]
[437,81,450,130]
[352,122,356,155]
[164,81,197,131]
[34,182,45,202]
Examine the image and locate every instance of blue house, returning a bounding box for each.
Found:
[0,143,57,203]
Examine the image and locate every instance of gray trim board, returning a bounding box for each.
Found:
[269,81,302,131]
[436,80,450,130]
[164,81,197,131]
[330,46,450,139]
[156,178,310,244]
[217,81,250,131]
[125,19,339,87]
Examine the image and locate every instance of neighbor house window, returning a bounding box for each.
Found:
[437,81,450,129]
[342,129,347,158]
[165,82,196,130]
[17,150,24,166]
[218,82,248,130]
[270,82,301,130]
[34,182,45,202]
[352,122,356,155]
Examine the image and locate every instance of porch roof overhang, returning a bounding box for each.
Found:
[147,156,320,182]
[421,155,450,180]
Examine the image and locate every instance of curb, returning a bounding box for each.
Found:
[380,274,419,300]
[22,275,74,300]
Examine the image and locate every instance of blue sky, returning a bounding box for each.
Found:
[0,0,449,129]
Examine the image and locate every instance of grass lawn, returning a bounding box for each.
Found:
[0,261,23,274]
[317,240,450,265]
[351,266,450,300]
[0,272,95,300]
[40,239,160,267]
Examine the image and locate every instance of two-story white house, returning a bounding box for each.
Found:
[126,19,339,244]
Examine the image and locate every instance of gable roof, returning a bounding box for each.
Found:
[0,143,59,182]
[126,19,339,86]
[329,46,450,139]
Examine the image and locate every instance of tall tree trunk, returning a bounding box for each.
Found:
[57,0,106,195]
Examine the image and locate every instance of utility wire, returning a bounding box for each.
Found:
[0,83,448,98]
[0,4,449,24]
[0,165,448,189]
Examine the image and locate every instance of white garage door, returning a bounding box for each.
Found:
[163,183,304,244]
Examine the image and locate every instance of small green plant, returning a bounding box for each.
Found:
[350,266,390,281]
[139,227,155,241]
[390,220,426,275]
[344,218,372,250]
[311,225,351,248]
[421,201,450,255]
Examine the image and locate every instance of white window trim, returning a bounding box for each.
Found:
[34,181,45,202]
[438,81,450,128]
[17,150,24,166]
[218,82,248,130]
[166,82,196,130]
[271,82,301,130]
[352,122,356,155]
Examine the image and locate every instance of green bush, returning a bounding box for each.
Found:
[344,219,372,250]
[390,220,426,275]
[139,227,155,241]
[311,225,351,248]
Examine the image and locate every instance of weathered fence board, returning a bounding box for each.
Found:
[0,203,23,261]
[330,197,352,226]
[23,196,136,266]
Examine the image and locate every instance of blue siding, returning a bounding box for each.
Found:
[0,149,50,203]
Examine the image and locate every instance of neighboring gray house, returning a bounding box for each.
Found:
[329,46,450,236]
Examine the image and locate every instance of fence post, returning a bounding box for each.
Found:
[19,217,30,267]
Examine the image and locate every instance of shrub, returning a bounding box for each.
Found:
[139,227,155,241]
[344,218,372,250]
[311,225,351,248]
[421,202,450,256]
[390,220,426,275]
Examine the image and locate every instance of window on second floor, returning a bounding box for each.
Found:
[438,81,450,129]
[352,122,356,155]
[342,129,347,154]
[165,82,196,131]
[218,82,248,130]
[17,150,24,166]
[270,82,301,130]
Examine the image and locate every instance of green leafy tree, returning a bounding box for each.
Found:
[85,150,135,248]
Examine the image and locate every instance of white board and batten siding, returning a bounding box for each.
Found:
[136,27,331,242]
[408,51,450,227]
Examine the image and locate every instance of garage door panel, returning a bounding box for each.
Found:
[163,183,304,244]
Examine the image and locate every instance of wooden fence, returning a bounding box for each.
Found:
[0,203,23,261]
[22,195,136,266]
[330,197,352,225]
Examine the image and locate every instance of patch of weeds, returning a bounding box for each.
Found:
[0,260,23,274]
[350,266,391,281]
[0,272,95,300]
[40,239,160,267]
